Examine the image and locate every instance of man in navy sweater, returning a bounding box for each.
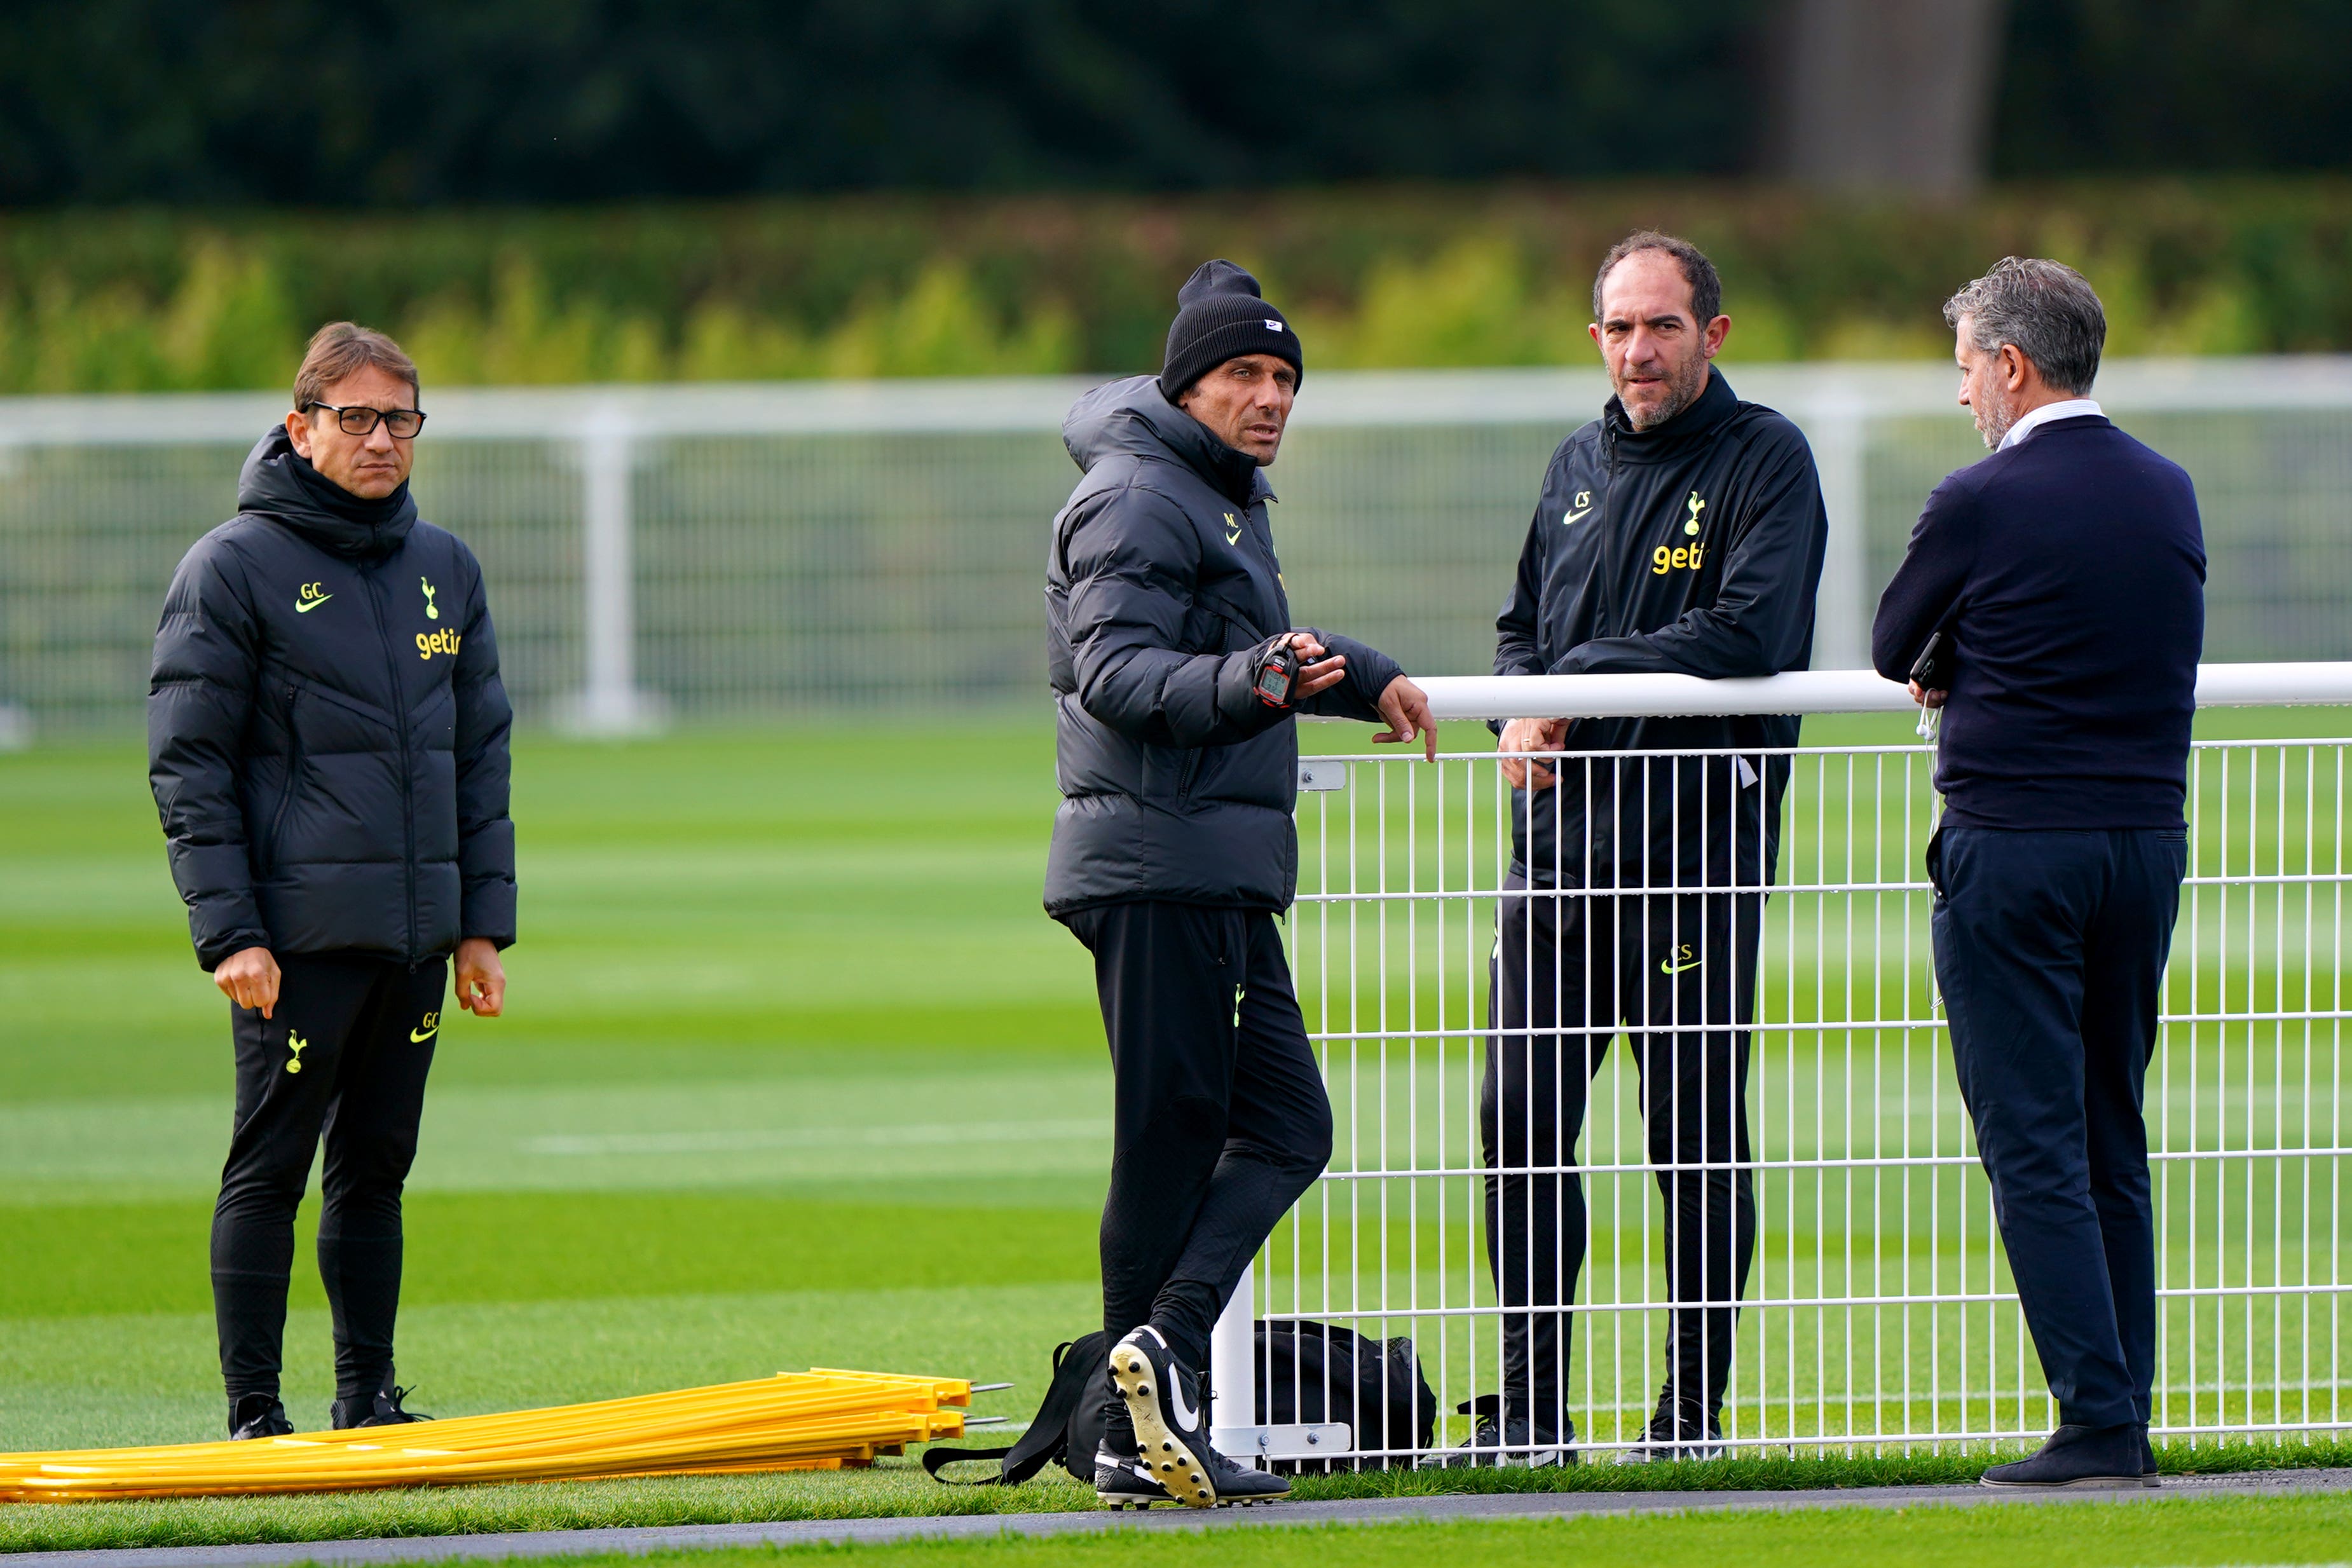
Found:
[1873,257,2205,1489]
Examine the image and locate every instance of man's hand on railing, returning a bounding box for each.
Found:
[1498,716,1569,789]
[1374,675,1439,760]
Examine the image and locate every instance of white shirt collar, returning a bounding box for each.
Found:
[1998,397,2103,451]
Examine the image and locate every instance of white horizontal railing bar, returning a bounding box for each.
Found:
[1299,1419,2352,1456]
[1320,1146,2352,1180]
[2192,661,2352,707]
[1295,882,1931,901]
[1294,875,2352,903]
[8,356,2352,446]
[1301,1006,2352,1042]
[1418,663,2352,721]
[1253,1283,2352,1326]
[1301,1014,2351,1049]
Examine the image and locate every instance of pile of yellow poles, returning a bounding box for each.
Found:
[0,1369,969,1503]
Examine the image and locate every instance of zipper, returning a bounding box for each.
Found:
[361,559,420,963]
[1594,428,1622,638]
[264,688,303,876]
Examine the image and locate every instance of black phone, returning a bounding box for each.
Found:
[1910,631,1952,691]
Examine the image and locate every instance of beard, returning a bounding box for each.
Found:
[1973,384,2020,449]
[1617,352,1711,432]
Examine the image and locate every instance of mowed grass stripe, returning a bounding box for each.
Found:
[0,1195,1098,1318]
[533,1496,2352,1568]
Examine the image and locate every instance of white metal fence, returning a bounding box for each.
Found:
[1208,669,2351,1466]
[5,358,2352,735]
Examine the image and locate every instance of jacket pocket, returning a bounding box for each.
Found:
[263,688,304,876]
[1140,742,1200,803]
[1174,746,1207,805]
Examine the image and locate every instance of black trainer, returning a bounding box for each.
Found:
[1980,1424,2156,1489]
[1442,1414,1575,1468]
[1109,1326,1290,1508]
[1093,1441,1176,1509]
[332,1372,433,1431]
[228,1393,294,1440]
[1618,1394,1725,1463]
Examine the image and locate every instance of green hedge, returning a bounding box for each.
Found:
[3,180,2348,393]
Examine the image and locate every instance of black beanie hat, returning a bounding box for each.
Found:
[1158,259,1303,401]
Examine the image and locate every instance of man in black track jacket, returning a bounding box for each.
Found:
[149,323,515,1441]
[1463,233,1828,1466]
[1045,261,1435,1509]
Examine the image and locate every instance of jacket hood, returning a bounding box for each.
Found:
[1603,365,1739,465]
[1063,374,1271,508]
[237,425,418,559]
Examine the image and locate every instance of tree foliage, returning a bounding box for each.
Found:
[0,0,1763,205]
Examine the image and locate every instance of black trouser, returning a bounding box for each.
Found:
[1930,826,2185,1430]
[214,952,446,1405]
[1063,901,1334,1375]
[1480,871,1760,1441]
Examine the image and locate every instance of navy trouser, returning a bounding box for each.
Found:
[214,953,447,1405]
[1929,826,2186,1429]
[1062,901,1334,1374]
[1481,871,1761,1441]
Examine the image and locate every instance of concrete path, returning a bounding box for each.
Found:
[11,1466,2349,1568]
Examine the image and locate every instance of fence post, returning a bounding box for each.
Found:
[1208,1259,1257,1458]
[567,407,664,734]
[1807,392,1870,671]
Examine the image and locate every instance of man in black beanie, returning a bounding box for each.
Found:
[1046,260,1435,1508]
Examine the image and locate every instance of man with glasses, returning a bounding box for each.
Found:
[150,322,516,1438]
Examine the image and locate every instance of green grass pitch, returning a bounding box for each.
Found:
[488,1494,2352,1568]
[1,707,2346,1556]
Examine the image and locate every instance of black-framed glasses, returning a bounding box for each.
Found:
[306,402,427,439]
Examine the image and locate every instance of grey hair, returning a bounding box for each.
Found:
[1943,257,2107,396]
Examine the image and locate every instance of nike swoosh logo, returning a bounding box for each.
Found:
[1661,959,1702,975]
[1562,507,1591,524]
[1224,526,1242,545]
[1168,1367,1201,1431]
[296,595,332,613]
[409,1025,438,1041]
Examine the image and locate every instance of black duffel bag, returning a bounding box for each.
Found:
[1255,1319,1436,1473]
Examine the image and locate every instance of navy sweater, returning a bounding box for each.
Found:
[1871,414,2205,831]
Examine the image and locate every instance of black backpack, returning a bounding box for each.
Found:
[922,1320,1435,1485]
[923,1331,1111,1486]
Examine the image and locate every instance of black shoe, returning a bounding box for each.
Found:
[1618,1433,1725,1463]
[228,1393,294,1440]
[1432,1398,1575,1468]
[1094,1441,1177,1509]
[2143,1429,2160,1477]
[1980,1424,2157,1489]
[332,1373,433,1430]
[1190,1441,1292,1505]
[1110,1326,1290,1508]
[1620,1401,1725,1463]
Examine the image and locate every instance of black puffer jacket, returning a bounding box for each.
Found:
[1044,376,1402,915]
[148,426,516,969]
[1497,369,1827,888]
